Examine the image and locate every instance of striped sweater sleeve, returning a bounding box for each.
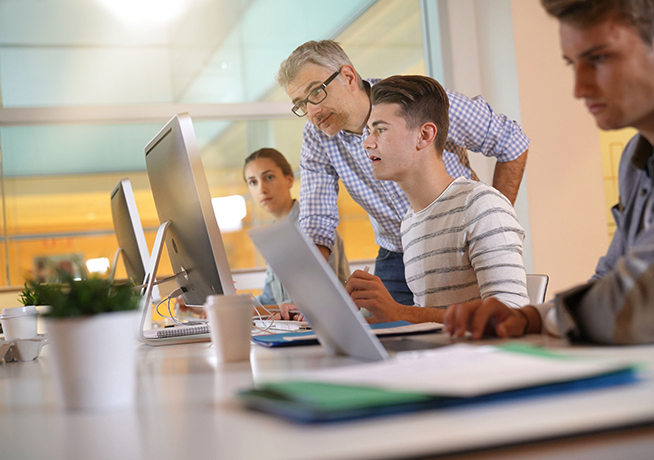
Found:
[464,187,530,308]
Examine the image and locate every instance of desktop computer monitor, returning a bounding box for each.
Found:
[144,112,235,307]
[110,178,151,285]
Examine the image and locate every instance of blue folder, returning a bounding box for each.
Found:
[252,320,441,348]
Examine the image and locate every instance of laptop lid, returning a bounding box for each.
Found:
[249,219,389,362]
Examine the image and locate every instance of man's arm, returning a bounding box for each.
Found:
[317,244,330,261]
[466,187,530,307]
[445,91,530,202]
[492,149,528,204]
[346,270,446,323]
[557,234,654,344]
[298,123,341,251]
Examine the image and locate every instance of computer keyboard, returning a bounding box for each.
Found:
[253,319,311,332]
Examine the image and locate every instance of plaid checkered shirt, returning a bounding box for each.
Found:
[298,79,530,253]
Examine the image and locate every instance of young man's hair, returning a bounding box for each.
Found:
[541,0,654,44]
[277,40,364,90]
[243,148,294,181]
[371,75,449,155]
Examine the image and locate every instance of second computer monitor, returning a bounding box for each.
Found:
[144,113,235,306]
[110,178,151,285]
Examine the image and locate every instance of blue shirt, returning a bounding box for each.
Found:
[298,80,531,253]
[556,134,654,344]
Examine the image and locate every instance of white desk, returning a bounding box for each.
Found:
[1,333,654,460]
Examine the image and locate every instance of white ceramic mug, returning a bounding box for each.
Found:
[1,306,39,340]
[204,294,253,362]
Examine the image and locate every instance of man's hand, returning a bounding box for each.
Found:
[176,296,207,319]
[272,303,305,322]
[444,298,540,339]
[346,269,404,323]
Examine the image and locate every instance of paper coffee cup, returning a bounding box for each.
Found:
[1,306,39,340]
[204,294,253,362]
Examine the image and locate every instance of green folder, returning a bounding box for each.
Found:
[239,344,638,423]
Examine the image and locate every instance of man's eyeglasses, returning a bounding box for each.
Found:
[291,70,341,117]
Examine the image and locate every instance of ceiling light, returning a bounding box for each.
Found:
[96,0,190,27]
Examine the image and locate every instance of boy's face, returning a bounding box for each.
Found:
[560,16,654,135]
[363,103,421,182]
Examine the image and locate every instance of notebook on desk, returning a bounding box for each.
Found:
[142,323,210,340]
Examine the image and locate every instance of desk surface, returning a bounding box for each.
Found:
[1,333,654,460]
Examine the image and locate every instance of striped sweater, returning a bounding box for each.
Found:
[401,178,529,309]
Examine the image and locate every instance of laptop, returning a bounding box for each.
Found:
[250,219,396,361]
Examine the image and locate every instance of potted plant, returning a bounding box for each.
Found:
[19,281,60,308]
[0,281,59,342]
[42,273,141,411]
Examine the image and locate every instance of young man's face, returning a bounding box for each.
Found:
[285,63,354,137]
[561,16,654,135]
[362,103,420,182]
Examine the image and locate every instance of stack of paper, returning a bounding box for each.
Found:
[239,344,637,423]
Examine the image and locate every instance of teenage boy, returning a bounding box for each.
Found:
[445,0,654,344]
[277,40,529,306]
[345,75,529,324]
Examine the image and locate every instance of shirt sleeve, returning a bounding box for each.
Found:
[591,204,625,280]
[465,188,530,308]
[446,90,530,163]
[298,122,341,251]
[255,266,276,306]
[555,230,654,344]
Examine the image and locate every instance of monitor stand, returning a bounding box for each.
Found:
[109,247,162,304]
[138,220,171,345]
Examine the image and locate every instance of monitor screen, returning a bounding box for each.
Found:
[110,178,150,285]
[144,113,235,306]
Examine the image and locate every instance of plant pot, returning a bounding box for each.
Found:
[44,310,138,411]
[0,306,39,340]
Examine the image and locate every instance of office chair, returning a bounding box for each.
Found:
[526,274,549,304]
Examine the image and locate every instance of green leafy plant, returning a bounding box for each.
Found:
[19,281,61,307]
[40,273,140,318]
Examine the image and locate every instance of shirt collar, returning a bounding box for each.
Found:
[631,134,654,171]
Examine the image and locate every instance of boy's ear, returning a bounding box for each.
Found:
[416,122,437,150]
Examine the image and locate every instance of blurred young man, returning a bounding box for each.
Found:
[445,0,654,344]
[345,75,529,324]
[277,40,529,307]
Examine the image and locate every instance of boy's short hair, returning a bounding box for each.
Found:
[371,75,449,155]
[277,40,364,89]
[541,0,654,44]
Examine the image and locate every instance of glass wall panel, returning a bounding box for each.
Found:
[0,0,375,107]
[0,0,426,287]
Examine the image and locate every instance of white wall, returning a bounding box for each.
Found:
[422,0,609,300]
[422,0,534,272]
[511,1,608,298]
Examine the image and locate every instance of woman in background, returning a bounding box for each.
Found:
[244,148,350,319]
